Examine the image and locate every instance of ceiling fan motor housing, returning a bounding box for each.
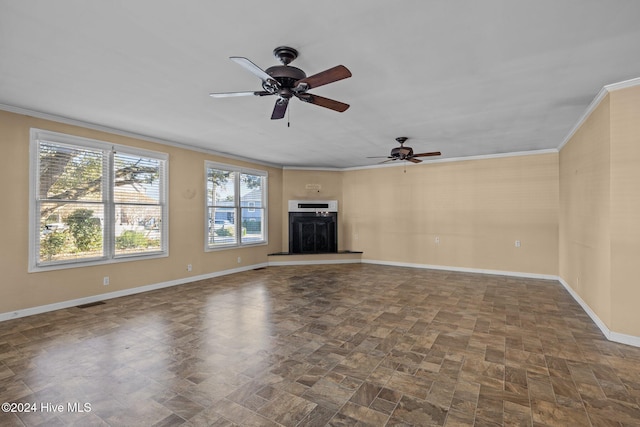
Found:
[391,146,413,159]
[264,65,307,91]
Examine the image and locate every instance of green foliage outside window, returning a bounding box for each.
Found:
[242,219,261,234]
[40,230,70,261]
[116,230,160,250]
[215,227,234,237]
[65,209,102,252]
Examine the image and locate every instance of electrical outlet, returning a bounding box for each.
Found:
[187,264,192,272]
[103,276,109,286]
[237,257,241,264]
[515,240,521,248]
[435,236,440,244]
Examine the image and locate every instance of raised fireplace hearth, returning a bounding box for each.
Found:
[288,200,338,254]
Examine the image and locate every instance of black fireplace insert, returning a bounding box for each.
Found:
[289,211,337,253]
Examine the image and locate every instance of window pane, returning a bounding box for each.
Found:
[114,153,161,204]
[241,208,264,244]
[205,163,266,250]
[240,173,263,207]
[39,142,103,201]
[208,169,235,206]
[115,204,162,255]
[32,130,168,270]
[114,152,163,256]
[208,207,236,246]
[39,202,104,263]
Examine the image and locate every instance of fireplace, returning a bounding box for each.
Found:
[288,200,338,254]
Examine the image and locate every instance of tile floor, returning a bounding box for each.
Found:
[1,264,640,426]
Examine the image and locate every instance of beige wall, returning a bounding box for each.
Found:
[559,85,640,337]
[610,86,640,336]
[341,154,559,275]
[0,110,283,314]
[559,95,612,326]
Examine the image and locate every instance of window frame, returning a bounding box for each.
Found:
[29,129,169,272]
[205,161,268,251]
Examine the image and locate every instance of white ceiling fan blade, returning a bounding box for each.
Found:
[229,57,274,82]
[209,91,270,98]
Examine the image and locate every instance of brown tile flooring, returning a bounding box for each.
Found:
[1,264,640,426]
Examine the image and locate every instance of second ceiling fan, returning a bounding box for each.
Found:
[368,137,441,163]
[210,46,352,120]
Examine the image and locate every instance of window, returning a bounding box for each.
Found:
[205,161,267,249]
[29,129,168,271]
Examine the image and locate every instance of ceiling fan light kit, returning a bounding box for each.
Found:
[210,46,352,120]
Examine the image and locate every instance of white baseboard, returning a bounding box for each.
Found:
[362,258,640,348]
[3,260,639,348]
[609,331,640,348]
[557,278,640,348]
[0,263,268,322]
[361,258,559,280]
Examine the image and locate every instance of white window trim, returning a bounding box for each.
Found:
[29,129,169,272]
[204,160,268,251]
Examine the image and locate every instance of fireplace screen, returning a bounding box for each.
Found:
[289,212,337,253]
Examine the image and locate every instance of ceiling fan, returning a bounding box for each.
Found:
[210,46,352,120]
[368,137,441,163]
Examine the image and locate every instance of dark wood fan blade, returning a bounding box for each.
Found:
[271,98,289,120]
[297,93,349,112]
[412,151,441,157]
[407,158,422,163]
[230,57,274,83]
[366,156,391,159]
[295,65,352,90]
[209,91,271,98]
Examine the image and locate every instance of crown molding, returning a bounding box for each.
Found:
[558,77,640,151]
[283,166,344,171]
[0,103,282,169]
[604,76,640,92]
[6,75,639,171]
[283,149,558,172]
[341,149,558,171]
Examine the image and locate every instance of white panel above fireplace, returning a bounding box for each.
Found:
[288,200,338,212]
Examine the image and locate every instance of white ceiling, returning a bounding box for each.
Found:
[1,1,639,168]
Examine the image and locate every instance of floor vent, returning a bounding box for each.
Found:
[254,267,267,271]
[76,301,106,309]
